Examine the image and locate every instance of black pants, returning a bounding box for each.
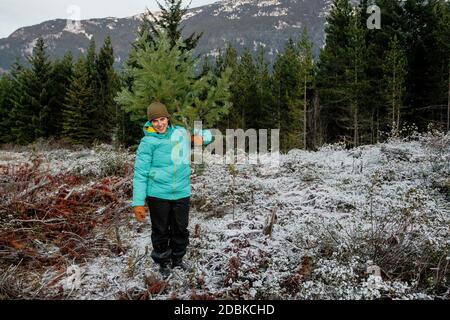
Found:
[145,196,190,265]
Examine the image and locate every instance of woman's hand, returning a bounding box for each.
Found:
[133,206,148,222]
[192,135,203,146]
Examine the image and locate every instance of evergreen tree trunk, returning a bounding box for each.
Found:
[370,110,374,145]
[448,58,450,132]
[353,103,359,147]
[377,107,380,143]
[384,35,407,136]
[303,75,307,149]
[313,91,320,148]
[277,86,281,144]
[392,63,396,133]
[353,56,359,147]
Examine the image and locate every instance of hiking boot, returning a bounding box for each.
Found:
[159,263,171,278]
[171,259,190,271]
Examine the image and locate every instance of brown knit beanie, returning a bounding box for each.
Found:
[147,101,171,121]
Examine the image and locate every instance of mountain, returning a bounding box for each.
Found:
[0,0,335,73]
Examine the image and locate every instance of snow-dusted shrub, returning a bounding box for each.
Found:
[420,131,450,176]
[319,141,348,152]
[28,137,77,152]
[383,123,421,143]
[62,144,132,178]
[94,144,132,178]
[288,256,433,300]
[292,199,449,297]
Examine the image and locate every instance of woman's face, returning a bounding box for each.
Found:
[151,117,169,134]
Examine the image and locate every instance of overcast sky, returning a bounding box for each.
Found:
[0,0,218,38]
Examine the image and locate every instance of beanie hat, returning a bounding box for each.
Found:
[147,101,171,121]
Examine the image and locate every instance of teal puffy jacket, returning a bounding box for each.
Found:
[132,121,213,206]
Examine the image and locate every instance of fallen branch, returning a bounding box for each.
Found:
[10,218,66,224]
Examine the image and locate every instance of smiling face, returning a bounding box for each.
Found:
[151,117,169,134]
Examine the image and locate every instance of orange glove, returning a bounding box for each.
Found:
[133,206,148,222]
[192,135,203,146]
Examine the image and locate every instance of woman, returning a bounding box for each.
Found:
[132,101,212,277]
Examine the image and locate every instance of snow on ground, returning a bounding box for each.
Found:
[0,132,449,300]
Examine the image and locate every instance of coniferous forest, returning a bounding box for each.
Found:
[0,0,449,152]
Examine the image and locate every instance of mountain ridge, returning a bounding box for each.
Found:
[0,0,334,73]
